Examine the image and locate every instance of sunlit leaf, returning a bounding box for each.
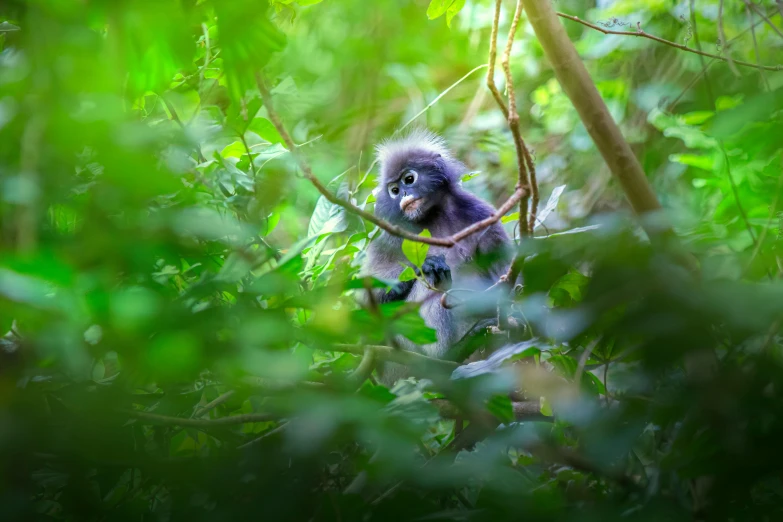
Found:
[535,184,566,230]
[398,266,416,282]
[402,229,431,268]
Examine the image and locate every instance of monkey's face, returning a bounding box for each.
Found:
[375,152,450,225]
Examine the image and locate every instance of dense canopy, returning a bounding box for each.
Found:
[1,1,782,521]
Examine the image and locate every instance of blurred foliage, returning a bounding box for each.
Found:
[1,0,783,521]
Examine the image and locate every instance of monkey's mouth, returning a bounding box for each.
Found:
[400,195,423,215]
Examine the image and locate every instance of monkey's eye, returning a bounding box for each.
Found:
[402,170,418,185]
[388,183,400,198]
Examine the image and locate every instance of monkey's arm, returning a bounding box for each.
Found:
[359,234,415,304]
[378,279,415,303]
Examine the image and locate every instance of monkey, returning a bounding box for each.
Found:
[359,128,513,384]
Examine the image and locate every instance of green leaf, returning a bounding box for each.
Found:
[402,229,431,268]
[535,184,566,230]
[549,269,589,305]
[426,0,452,20]
[248,117,285,145]
[262,212,281,237]
[710,87,783,139]
[220,141,246,159]
[215,1,287,102]
[342,277,388,291]
[227,97,262,135]
[445,0,465,27]
[216,251,253,283]
[426,0,465,27]
[381,301,438,344]
[540,396,553,417]
[682,111,714,125]
[307,181,350,237]
[547,354,578,380]
[664,127,718,149]
[583,372,606,396]
[398,266,416,281]
[669,153,714,171]
[460,171,480,183]
[486,394,513,423]
[502,212,519,224]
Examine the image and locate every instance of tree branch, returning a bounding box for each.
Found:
[431,398,550,422]
[255,73,524,247]
[501,0,533,238]
[556,11,783,72]
[333,343,459,372]
[124,409,274,427]
[486,0,509,119]
[192,390,235,418]
[236,422,288,450]
[350,346,377,385]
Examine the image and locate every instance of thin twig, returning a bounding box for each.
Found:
[256,73,524,247]
[237,422,288,450]
[486,0,510,119]
[124,409,274,427]
[485,0,538,303]
[501,0,532,238]
[192,390,236,418]
[556,11,783,72]
[746,1,783,40]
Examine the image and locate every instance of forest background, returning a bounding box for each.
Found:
[1,0,783,520]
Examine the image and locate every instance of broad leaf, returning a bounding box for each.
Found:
[451,340,546,379]
[307,180,350,237]
[402,229,431,268]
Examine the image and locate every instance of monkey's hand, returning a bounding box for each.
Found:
[420,254,452,290]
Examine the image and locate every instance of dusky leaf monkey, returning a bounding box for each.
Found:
[360,129,513,384]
